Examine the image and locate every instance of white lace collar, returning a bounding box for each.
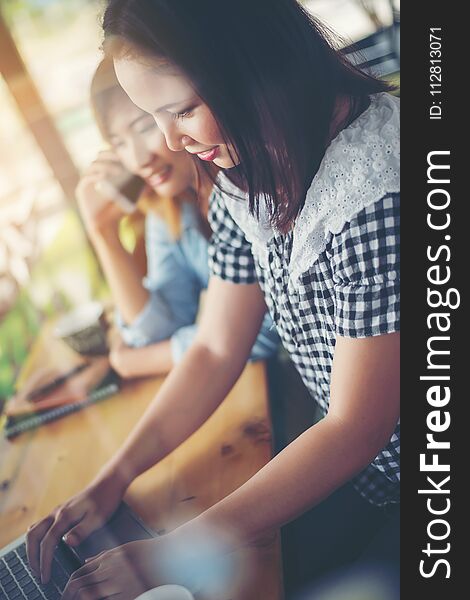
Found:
[218,92,400,286]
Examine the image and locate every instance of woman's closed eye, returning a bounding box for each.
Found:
[110,136,125,149]
[136,121,157,134]
[171,106,196,120]
[134,116,158,134]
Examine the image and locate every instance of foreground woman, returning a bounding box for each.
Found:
[28,1,400,597]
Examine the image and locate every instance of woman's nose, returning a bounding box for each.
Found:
[155,118,186,152]
[130,138,153,170]
[164,128,184,152]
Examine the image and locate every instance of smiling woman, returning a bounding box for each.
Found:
[75,58,279,379]
[26,2,400,598]
[112,57,238,169]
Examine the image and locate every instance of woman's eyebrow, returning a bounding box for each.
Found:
[128,114,153,127]
[154,98,194,113]
[107,114,151,138]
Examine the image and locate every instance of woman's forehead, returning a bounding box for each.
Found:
[104,93,150,136]
[113,57,195,114]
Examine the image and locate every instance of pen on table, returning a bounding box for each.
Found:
[26,363,90,402]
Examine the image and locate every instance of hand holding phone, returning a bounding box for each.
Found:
[76,150,146,236]
[94,175,145,214]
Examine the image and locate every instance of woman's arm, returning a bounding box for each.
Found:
[174,331,400,548]
[76,151,149,324]
[106,276,267,482]
[29,276,267,583]
[57,331,400,597]
[90,228,149,323]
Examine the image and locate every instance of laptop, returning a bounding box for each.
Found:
[0,503,156,599]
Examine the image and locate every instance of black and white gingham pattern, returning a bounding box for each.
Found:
[208,189,400,506]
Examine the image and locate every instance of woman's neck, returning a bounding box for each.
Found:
[327,94,370,144]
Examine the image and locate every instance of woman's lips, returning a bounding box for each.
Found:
[147,165,172,187]
[196,146,220,162]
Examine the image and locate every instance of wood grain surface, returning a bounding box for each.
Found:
[0,326,282,600]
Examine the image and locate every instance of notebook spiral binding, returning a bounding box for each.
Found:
[3,382,120,439]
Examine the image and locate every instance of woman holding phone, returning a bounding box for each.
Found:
[78,59,278,378]
[27,1,400,597]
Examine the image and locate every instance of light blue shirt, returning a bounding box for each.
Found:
[116,201,278,362]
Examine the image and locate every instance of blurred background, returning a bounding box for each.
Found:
[0,0,400,406]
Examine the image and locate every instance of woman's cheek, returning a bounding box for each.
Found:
[115,148,135,175]
[149,131,172,157]
[196,108,225,145]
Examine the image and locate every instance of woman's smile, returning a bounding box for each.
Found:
[145,164,173,187]
[191,146,220,162]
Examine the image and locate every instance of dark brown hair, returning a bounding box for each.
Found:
[102,0,393,231]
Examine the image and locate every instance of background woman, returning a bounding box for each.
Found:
[78,58,278,378]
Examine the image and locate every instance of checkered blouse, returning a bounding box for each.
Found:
[208,186,400,507]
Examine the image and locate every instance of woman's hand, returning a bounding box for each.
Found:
[108,337,134,378]
[109,337,174,379]
[76,153,150,323]
[61,527,231,600]
[26,471,127,585]
[76,150,131,239]
[61,539,176,600]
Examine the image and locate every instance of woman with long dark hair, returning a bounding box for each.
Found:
[27,2,400,597]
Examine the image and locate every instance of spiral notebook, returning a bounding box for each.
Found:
[4,357,111,419]
[3,373,120,439]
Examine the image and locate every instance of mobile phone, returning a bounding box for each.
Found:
[95,172,146,213]
[119,173,146,205]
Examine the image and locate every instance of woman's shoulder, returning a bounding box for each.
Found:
[289,93,400,285]
[143,190,207,239]
[324,92,400,180]
[179,197,205,230]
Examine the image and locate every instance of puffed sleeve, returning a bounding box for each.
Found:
[207,187,258,284]
[330,193,400,338]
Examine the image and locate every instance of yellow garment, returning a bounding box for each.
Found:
[119,188,185,253]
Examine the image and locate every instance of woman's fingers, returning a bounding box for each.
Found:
[64,519,100,547]
[84,550,108,564]
[80,153,128,185]
[88,150,129,175]
[26,516,54,575]
[63,575,111,600]
[69,556,103,581]
[63,558,115,600]
[76,179,125,230]
[95,149,121,163]
[39,508,85,584]
[86,163,125,181]
[87,157,122,171]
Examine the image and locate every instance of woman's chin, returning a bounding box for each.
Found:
[151,181,181,198]
[214,157,239,169]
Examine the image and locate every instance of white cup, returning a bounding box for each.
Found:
[135,585,195,600]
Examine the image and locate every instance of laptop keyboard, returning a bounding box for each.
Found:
[0,543,72,599]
